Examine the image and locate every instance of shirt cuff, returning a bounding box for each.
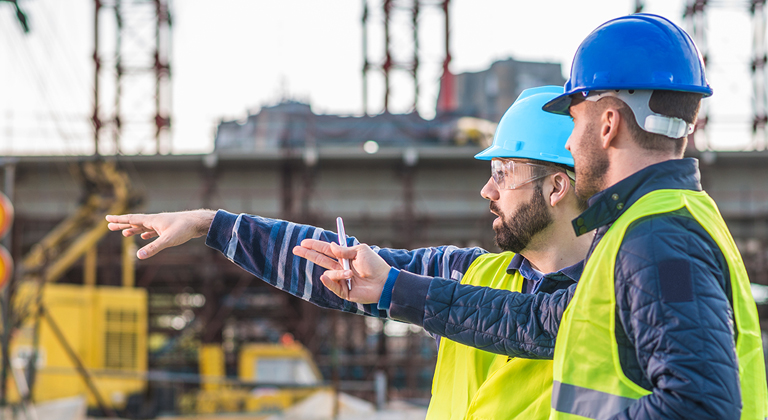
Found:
[377,267,401,311]
[205,209,237,252]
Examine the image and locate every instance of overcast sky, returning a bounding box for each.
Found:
[0,0,761,155]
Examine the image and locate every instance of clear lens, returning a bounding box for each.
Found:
[491,159,558,190]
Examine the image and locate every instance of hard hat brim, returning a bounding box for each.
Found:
[542,93,573,115]
[542,84,713,116]
[475,144,574,167]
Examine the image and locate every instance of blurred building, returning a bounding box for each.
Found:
[437,57,566,122]
[213,57,566,155]
[215,101,455,153]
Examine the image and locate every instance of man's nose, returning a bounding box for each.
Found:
[481,177,499,201]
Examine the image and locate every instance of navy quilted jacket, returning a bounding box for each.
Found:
[388,159,743,419]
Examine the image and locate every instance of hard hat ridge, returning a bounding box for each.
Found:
[475,86,575,167]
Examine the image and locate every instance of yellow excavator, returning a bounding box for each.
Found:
[6,159,145,417]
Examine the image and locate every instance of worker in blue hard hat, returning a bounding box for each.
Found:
[420,86,591,419]
[302,13,768,420]
[107,86,592,419]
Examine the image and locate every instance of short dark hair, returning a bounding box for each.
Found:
[598,91,703,157]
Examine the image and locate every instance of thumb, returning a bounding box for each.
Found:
[320,274,348,300]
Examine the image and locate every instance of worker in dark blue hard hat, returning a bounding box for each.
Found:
[542,13,767,420]
[301,14,768,420]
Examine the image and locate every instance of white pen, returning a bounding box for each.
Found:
[336,217,352,291]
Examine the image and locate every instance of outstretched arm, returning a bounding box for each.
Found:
[109,210,484,318]
[109,210,386,316]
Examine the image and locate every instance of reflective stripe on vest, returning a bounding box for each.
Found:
[551,189,768,420]
[551,381,636,420]
[426,252,554,420]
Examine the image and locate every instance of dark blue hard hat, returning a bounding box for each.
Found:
[544,13,713,115]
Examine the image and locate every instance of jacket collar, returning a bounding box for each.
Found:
[572,158,702,236]
[507,252,584,283]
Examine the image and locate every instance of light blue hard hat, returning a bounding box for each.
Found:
[475,86,574,167]
[544,13,712,115]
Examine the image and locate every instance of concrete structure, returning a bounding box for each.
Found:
[3,147,768,406]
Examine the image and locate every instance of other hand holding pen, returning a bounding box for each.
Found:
[292,239,390,304]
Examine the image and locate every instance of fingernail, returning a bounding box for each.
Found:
[138,249,147,259]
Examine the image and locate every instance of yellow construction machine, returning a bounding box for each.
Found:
[180,341,328,415]
[5,160,145,417]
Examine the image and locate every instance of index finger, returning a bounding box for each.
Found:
[106,214,146,226]
[299,239,359,260]
[328,242,360,260]
[292,245,341,271]
[299,239,335,257]
[107,222,141,231]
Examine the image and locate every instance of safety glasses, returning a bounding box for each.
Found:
[491,159,560,190]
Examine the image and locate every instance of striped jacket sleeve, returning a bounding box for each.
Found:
[205,210,487,318]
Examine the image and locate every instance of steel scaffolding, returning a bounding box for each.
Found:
[92,0,172,156]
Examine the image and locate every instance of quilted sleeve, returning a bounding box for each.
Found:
[389,270,575,359]
[610,214,741,420]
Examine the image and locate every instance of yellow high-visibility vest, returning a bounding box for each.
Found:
[427,252,554,420]
[551,189,768,419]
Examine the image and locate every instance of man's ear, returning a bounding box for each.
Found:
[600,106,622,150]
[548,173,570,207]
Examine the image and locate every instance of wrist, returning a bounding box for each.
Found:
[194,209,216,237]
[377,268,400,311]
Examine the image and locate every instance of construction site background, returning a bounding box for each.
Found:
[2,0,768,418]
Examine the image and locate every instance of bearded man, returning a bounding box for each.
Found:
[107,86,592,419]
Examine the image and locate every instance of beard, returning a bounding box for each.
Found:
[573,121,610,202]
[492,185,553,253]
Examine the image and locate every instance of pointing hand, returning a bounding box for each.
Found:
[106,210,215,259]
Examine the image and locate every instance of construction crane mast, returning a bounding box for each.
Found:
[362,0,451,115]
[92,0,172,156]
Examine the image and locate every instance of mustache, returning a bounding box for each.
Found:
[490,202,503,217]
